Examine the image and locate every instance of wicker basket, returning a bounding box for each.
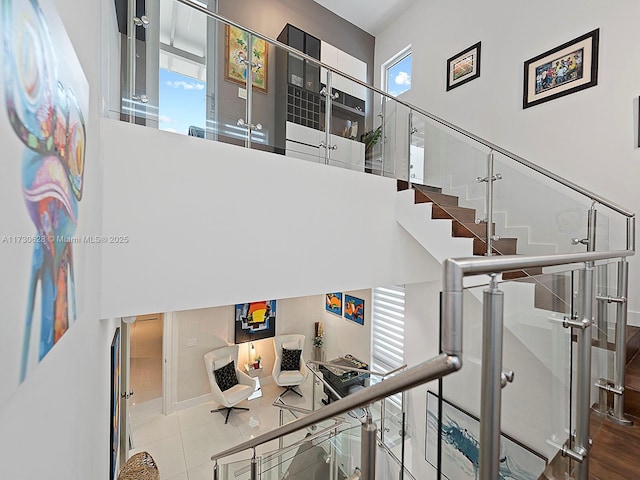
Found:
[117,452,159,480]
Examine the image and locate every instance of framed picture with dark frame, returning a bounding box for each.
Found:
[446,42,481,91]
[425,391,547,479]
[523,29,599,109]
[344,294,364,325]
[234,300,277,344]
[110,327,121,480]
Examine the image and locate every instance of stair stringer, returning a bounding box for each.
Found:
[395,190,489,288]
[431,174,558,256]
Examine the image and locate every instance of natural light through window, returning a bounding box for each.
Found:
[159,68,206,135]
[385,47,412,97]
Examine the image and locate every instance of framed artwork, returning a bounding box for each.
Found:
[344,295,364,325]
[325,293,343,316]
[235,300,276,344]
[110,327,121,480]
[523,29,599,109]
[225,25,268,93]
[425,391,547,480]
[446,42,481,91]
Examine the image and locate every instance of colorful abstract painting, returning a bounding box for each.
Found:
[1,0,89,387]
[225,25,268,93]
[325,292,342,316]
[344,295,364,325]
[425,391,546,480]
[235,300,276,344]
[110,327,121,480]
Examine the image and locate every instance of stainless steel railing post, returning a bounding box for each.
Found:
[250,449,258,480]
[613,258,633,425]
[245,33,254,149]
[477,151,501,256]
[479,275,504,480]
[361,412,377,480]
[407,110,413,188]
[126,0,136,123]
[594,264,610,415]
[321,72,334,165]
[575,263,594,480]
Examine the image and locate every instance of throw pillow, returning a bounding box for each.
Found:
[214,360,239,391]
[281,348,302,371]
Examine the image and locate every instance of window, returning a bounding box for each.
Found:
[371,285,405,409]
[383,47,412,96]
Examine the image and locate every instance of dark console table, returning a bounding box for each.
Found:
[319,354,369,404]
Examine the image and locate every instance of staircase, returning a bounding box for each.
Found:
[395,179,575,316]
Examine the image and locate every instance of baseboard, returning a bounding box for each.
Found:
[628,310,640,327]
[174,376,273,412]
[175,393,214,412]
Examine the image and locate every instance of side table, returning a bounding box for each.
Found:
[244,364,263,400]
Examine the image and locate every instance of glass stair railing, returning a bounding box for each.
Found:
[103,2,636,479]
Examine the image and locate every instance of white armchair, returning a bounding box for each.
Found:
[204,344,255,423]
[272,334,309,397]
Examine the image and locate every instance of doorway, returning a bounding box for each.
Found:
[130,313,164,407]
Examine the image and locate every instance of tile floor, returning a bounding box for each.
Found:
[128,377,340,480]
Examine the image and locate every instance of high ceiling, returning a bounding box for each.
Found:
[312,0,416,35]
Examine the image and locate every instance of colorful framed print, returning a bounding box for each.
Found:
[523,29,599,109]
[425,391,547,479]
[344,295,364,325]
[325,293,343,316]
[446,42,481,91]
[225,25,268,93]
[235,300,276,344]
[110,327,121,480]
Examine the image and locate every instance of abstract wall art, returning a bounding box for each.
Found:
[325,292,342,316]
[1,0,89,387]
[235,300,277,344]
[425,391,546,480]
[344,294,364,325]
[225,25,268,93]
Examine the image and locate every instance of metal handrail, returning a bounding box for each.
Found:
[209,249,634,464]
[231,418,347,476]
[210,353,461,462]
[176,0,633,217]
[309,359,407,378]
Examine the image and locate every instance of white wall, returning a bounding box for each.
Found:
[100,119,438,318]
[375,0,640,321]
[0,2,114,480]
[171,290,372,405]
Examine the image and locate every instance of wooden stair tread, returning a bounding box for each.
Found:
[473,237,517,255]
[451,221,496,239]
[432,204,477,223]
[414,190,459,207]
[412,183,444,195]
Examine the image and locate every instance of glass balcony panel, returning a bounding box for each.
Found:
[217,457,254,480]
[492,152,605,257]
[437,267,580,480]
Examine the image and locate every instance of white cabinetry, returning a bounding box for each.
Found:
[285,121,364,171]
[320,41,367,101]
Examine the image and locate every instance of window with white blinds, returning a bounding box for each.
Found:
[371,285,405,409]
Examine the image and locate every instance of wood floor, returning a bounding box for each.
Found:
[588,410,640,480]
